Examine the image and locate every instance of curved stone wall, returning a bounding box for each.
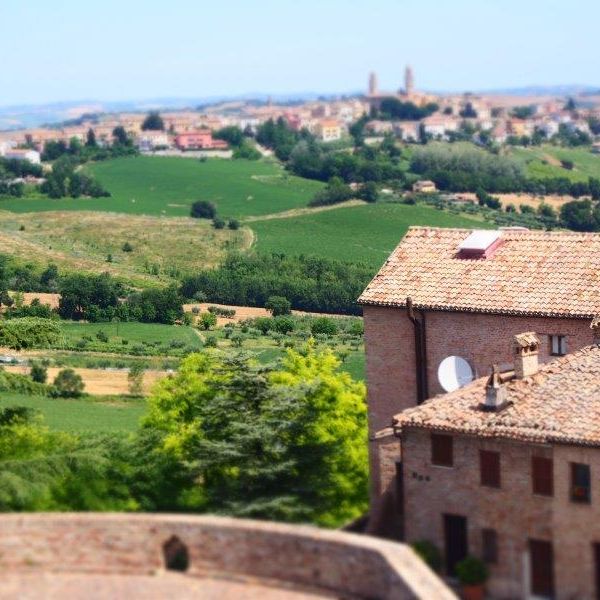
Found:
[0,513,454,599]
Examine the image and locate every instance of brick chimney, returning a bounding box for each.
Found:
[591,317,600,346]
[513,332,540,379]
[483,364,508,411]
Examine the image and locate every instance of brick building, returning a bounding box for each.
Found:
[394,330,600,598]
[358,227,600,534]
[174,131,228,151]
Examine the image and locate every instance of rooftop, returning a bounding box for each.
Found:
[394,344,600,447]
[358,227,600,318]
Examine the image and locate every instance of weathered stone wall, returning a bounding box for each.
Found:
[402,430,600,599]
[0,513,455,600]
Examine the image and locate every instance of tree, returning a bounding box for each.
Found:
[459,102,477,118]
[142,345,367,525]
[564,97,576,111]
[113,126,130,146]
[359,181,378,203]
[265,295,291,316]
[30,361,48,384]
[58,272,120,320]
[128,364,145,396]
[141,111,165,131]
[560,199,600,232]
[197,311,217,330]
[213,126,243,147]
[53,368,85,397]
[212,217,226,229]
[190,200,217,219]
[86,128,97,148]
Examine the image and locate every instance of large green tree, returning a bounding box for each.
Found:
[143,344,367,526]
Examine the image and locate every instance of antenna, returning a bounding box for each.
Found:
[437,356,474,392]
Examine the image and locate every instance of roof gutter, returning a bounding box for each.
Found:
[406,297,429,405]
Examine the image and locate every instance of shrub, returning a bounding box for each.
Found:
[348,320,364,336]
[253,317,274,335]
[198,311,217,330]
[412,540,442,573]
[228,219,240,230]
[273,316,295,334]
[455,556,488,586]
[190,200,217,219]
[0,317,62,350]
[310,317,338,335]
[122,241,134,252]
[265,295,291,316]
[96,330,109,343]
[212,217,226,229]
[53,368,85,398]
[30,362,48,384]
[204,335,218,348]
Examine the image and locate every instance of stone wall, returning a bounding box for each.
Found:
[402,429,600,599]
[0,513,455,600]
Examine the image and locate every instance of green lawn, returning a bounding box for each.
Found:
[251,202,488,268]
[0,157,323,217]
[508,145,600,182]
[0,392,146,433]
[60,321,203,350]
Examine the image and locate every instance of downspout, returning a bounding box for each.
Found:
[406,297,429,405]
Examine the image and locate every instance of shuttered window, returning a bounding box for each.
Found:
[532,456,553,496]
[431,434,453,467]
[480,450,501,488]
[571,462,591,504]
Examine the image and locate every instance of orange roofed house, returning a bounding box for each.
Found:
[395,330,600,598]
[358,227,600,537]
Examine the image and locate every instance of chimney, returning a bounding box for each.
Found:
[513,332,540,379]
[591,317,600,346]
[483,364,508,411]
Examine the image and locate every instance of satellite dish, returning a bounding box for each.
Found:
[438,356,474,392]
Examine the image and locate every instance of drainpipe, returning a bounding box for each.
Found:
[406,297,429,405]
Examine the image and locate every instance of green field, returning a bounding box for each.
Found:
[251,202,488,268]
[61,321,203,350]
[0,392,146,433]
[508,145,600,182]
[0,157,323,217]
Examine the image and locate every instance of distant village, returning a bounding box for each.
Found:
[2,67,600,165]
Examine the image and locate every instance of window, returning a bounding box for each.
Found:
[571,462,591,504]
[482,529,498,564]
[480,450,501,488]
[431,433,453,467]
[550,335,567,356]
[532,456,553,496]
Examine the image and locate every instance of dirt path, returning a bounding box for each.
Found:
[244,200,365,223]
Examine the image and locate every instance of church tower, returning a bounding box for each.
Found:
[404,65,414,96]
[368,71,378,96]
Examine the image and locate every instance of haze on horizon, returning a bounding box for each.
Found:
[1,0,598,107]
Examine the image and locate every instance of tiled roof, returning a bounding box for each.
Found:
[358,227,600,318]
[394,345,600,446]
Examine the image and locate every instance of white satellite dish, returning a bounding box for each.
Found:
[438,356,474,392]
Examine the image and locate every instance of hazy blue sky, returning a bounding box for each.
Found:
[1,0,598,106]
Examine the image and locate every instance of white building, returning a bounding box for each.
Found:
[136,131,171,152]
[2,148,41,164]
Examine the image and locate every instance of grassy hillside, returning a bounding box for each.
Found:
[508,145,600,182]
[0,210,249,284]
[0,157,323,217]
[0,392,145,432]
[251,202,489,268]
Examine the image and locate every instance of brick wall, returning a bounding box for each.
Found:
[401,429,600,599]
[363,304,593,532]
[0,513,455,600]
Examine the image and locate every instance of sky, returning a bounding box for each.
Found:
[1,0,599,107]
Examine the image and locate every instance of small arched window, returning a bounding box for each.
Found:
[162,535,189,572]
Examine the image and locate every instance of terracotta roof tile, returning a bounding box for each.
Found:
[358,227,600,318]
[394,345,600,446]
